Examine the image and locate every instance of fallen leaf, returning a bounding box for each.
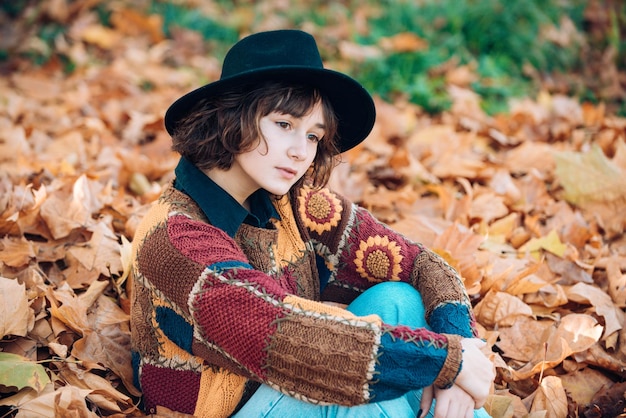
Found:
[66,219,124,284]
[379,32,428,53]
[530,376,568,418]
[566,282,623,339]
[518,230,568,261]
[606,256,626,307]
[0,352,51,392]
[0,236,37,268]
[474,291,533,327]
[554,143,626,206]
[0,277,35,339]
[559,367,614,407]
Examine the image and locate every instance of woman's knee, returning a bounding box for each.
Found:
[347,281,428,328]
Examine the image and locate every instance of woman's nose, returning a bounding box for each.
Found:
[288,135,308,160]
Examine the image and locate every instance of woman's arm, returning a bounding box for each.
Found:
[295,186,478,339]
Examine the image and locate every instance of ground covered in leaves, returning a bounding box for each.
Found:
[0,1,625,418]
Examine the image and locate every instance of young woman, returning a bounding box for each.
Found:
[130,29,494,418]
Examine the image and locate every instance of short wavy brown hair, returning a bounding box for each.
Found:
[171,80,340,188]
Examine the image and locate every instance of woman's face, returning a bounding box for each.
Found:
[226,101,326,204]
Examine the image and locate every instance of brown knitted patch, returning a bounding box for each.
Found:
[320,282,362,305]
[434,334,463,389]
[236,223,319,300]
[265,315,375,405]
[137,224,204,314]
[236,226,280,274]
[130,279,159,358]
[412,248,469,319]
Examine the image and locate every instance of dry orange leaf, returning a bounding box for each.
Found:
[0,277,35,339]
[431,223,485,294]
[0,236,37,268]
[379,32,428,53]
[474,290,533,328]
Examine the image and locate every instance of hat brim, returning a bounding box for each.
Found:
[164,66,376,154]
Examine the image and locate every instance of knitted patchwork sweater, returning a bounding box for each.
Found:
[130,159,478,417]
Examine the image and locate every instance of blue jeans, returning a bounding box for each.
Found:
[234,282,491,418]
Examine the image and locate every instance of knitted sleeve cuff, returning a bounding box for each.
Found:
[433,334,463,389]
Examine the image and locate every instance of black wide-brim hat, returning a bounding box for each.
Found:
[164,29,376,153]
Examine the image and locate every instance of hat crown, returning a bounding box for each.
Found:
[220,30,324,79]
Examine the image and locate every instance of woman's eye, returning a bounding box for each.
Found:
[277,121,291,129]
[307,134,321,143]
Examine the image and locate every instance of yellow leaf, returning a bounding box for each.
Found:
[483,394,515,418]
[116,234,133,290]
[554,143,626,205]
[80,25,121,50]
[0,352,51,393]
[518,230,567,260]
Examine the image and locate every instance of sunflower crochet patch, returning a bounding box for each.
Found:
[298,188,343,234]
[355,235,404,282]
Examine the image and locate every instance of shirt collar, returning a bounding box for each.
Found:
[173,157,280,238]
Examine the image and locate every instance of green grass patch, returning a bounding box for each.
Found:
[349,0,587,114]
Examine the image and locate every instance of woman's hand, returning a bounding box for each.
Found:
[454,338,495,408]
[419,384,476,418]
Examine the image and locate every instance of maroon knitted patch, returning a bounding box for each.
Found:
[140,363,201,414]
[192,269,287,377]
[168,214,249,265]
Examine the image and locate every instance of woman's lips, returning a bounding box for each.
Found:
[277,167,297,179]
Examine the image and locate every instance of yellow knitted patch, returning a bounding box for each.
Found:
[272,195,308,269]
[193,369,247,418]
[283,295,382,327]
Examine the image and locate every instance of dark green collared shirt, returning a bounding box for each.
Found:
[173,157,280,238]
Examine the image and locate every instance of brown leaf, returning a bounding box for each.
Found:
[566,282,623,339]
[56,362,134,412]
[530,376,568,418]
[559,367,613,407]
[496,316,554,362]
[66,220,124,281]
[606,256,626,307]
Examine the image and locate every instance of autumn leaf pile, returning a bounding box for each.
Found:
[1,2,625,417]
